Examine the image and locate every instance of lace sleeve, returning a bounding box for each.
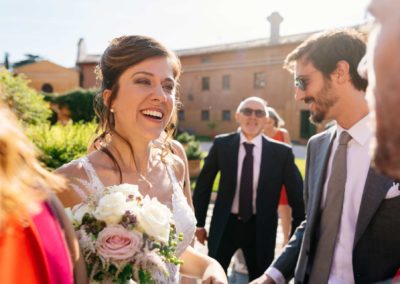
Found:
[59,156,104,201]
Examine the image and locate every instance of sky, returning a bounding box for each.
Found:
[0,0,372,68]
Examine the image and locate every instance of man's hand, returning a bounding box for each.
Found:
[196,227,208,244]
[249,274,276,284]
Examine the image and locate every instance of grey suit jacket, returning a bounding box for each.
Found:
[271,126,400,283]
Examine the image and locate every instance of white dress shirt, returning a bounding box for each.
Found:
[231,132,263,214]
[267,115,372,284]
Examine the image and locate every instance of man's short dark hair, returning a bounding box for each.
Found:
[284,29,368,91]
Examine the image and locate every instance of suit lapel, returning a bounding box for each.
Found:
[257,136,274,196]
[354,168,393,244]
[309,128,336,219]
[227,133,240,189]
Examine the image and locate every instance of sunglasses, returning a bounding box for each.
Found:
[294,70,318,91]
[295,78,308,91]
[240,108,266,118]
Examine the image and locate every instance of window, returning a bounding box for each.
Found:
[201,110,210,121]
[222,75,230,90]
[253,72,266,89]
[178,110,185,121]
[202,77,210,91]
[201,57,211,63]
[300,110,317,139]
[222,110,231,121]
[41,83,54,93]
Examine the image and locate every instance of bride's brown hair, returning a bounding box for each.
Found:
[93,35,182,182]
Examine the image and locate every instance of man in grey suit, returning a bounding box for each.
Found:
[251,29,400,284]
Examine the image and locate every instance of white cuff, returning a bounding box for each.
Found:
[265,267,285,284]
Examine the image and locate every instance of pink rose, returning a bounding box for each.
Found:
[96,225,142,260]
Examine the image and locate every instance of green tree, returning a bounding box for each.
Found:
[0,68,51,124]
[49,88,97,122]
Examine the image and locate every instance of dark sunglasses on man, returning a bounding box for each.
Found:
[240,108,266,118]
[295,78,307,91]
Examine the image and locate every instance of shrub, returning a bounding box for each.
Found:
[25,121,97,169]
[176,132,204,160]
[185,140,203,160]
[0,68,51,124]
[48,88,98,123]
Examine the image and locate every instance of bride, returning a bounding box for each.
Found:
[57,35,227,283]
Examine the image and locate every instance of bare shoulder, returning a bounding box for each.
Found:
[168,140,187,183]
[170,139,187,160]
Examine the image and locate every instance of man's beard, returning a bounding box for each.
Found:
[308,80,338,124]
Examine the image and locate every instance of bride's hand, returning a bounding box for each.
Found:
[201,259,228,284]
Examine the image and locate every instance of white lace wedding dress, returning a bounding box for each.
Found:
[63,156,196,283]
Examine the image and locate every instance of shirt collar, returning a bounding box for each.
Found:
[239,132,263,148]
[336,114,372,146]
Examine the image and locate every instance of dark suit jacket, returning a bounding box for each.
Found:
[193,132,305,268]
[272,126,400,283]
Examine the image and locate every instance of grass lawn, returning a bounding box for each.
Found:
[191,157,306,192]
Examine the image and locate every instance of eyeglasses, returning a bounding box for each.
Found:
[240,108,266,118]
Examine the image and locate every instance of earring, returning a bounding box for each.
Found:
[110,108,115,113]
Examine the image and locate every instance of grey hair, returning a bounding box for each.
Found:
[236,96,268,115]
[267,107,285,127]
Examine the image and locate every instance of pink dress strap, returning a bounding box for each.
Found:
[32,202,74,284]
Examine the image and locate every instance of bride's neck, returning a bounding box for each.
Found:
[107,135,151,175]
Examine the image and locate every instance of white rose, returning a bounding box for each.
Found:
[108,183,141,199]
[137,196,173,243]
[94,192,128,224]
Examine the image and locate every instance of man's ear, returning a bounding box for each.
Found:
[334,60,350,84]
[235,112,241,123]
[103,89,112,108]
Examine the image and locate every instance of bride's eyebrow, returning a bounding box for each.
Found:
[130,71,153,78]
[130,72,175,83]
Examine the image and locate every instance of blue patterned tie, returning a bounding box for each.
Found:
[239,142,254,222]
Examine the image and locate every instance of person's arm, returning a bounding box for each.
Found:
[282,149,305,234]
[192,139,220,244]
[180,246,227,283]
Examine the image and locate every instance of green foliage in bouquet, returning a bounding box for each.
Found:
[0,68,51,124]
[25,121,97,169]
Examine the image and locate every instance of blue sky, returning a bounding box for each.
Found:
[0,0,371,68]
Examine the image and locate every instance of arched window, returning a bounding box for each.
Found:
[41,83,54,93]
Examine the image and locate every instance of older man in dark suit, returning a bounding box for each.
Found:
[252,29,400,284]
[193,96,305,281]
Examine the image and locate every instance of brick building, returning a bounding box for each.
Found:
[14,60,79,94]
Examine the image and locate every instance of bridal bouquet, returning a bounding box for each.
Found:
[67,184,183,283]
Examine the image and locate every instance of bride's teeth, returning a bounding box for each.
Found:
[142,110,163,118]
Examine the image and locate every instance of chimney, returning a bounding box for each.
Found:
[76,38,87,64]
[267,12,283,44]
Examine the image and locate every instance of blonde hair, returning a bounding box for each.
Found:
[0,103,65,227]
